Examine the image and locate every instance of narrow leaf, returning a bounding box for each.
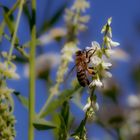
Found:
[13,91,29,109]
[33,117,56,130]
[40,84,82,117]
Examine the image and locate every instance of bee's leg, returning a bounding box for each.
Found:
[86,48,97,63]
[87,67,95,75]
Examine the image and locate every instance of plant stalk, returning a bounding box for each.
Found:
[7,0,24,61]
[28,0,36,140]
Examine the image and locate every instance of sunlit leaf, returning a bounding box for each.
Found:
[33,117,56,130]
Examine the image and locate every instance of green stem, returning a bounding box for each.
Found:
[38,93,54,118]
[28,0,36,140]
[7,0,24,61]
[3,33,29,59]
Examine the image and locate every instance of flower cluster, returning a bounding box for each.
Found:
[0,97,16,140]
[82,90,99,124]
[65,0,90,42]
[50,42,78,95]
[50,0,90,95]
[0,60,19,98]
[86,17,120,89]
[73,128,87,140]
[0,53,19,140]
[82,18,120,124]
[0,62,19,80]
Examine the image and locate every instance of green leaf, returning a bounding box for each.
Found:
[40,84,82,117]
[0,1,20,41]
[33,117,56,130]
[13,91,29,109]
[23,4,32,30]
[61,101,70,128]
[14,55,28,63]
[58,101,70,140]
[58,115,68,140]
[2,6,15,34]
[71,119,86,138]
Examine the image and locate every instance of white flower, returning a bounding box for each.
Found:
[103,71,112,78]
[91,41,100,50]
[4,68,20,79]
[61,42,78,62]
[0,86,14,95]
[0,62,19,79]
[86,41,100,51]
[110,48,130,61]
[39,28,66,45]
[94,102,99,111]
[109,39,120,47]
[72,0,90,12]
[127,94,140,108]
[0,62,7,73]
[83,102,90,111]
[105,37,120,49]
[107,17,112,25]
[105,49,115,56]
[24,53,60,77]
[83,101,99,112]
[102,62,112,69]
[90,56,102,66]
[89,78,103,88]
[101,17,112,35]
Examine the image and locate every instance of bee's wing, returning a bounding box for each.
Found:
[64,65,76,83]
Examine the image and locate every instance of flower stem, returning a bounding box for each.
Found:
[7,0,24,61]
[28,0,36,140]
[38,92,54,118]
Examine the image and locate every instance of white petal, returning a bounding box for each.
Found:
[83,102,90,112]
[104,71,112,78]
[107,17,112,25]
[110,48,130,61]
[105,49,115,56]
[85,46,90,50]
[110,39,120,47]
[93,102,99,111]
[127,94,140,108]
[102,62,112,69]
[89,79,103,88]
[90,56,102,66]
[91,41,100,49]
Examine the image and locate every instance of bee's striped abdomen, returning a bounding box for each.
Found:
[77,70,89,87]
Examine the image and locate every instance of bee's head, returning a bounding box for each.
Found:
[76,50,83,55]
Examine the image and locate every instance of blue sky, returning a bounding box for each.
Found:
[1,0,140,139]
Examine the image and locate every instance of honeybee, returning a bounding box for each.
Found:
[75,48,96,87]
